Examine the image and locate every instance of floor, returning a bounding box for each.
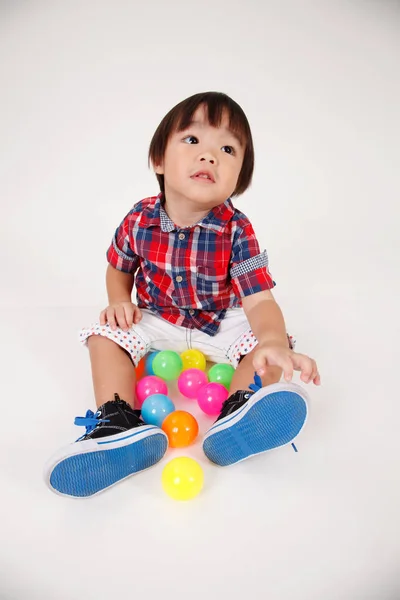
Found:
[1,302,399,599]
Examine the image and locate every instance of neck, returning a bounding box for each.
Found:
[162,191,215,228]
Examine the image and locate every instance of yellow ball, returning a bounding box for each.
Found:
[180,349,206,371]
[161,457,204,501]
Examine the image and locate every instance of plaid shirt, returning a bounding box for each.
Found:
[106,194,275,336]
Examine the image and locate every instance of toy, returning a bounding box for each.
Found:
[161,410,199,447]
[145,351,159,376]
[161,457,204,500]
[135,356,146,380]
[208,363,235,389]
[177,368,208,399]
[141,393,175,427]
[135,375,168,407]
[180,349,206,371]
[197,382,229,415]
[152,350,183,381]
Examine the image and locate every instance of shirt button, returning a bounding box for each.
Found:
[176,275,183,283]
[178,233,185,240]
[189,309,195,316]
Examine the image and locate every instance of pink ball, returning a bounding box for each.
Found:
[135,375,168,408]
[197,382,229,416]
[178,368,208,399]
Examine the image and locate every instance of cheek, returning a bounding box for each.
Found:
[222,161,242,185]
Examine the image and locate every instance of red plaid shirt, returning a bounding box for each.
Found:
[107,194,275,336]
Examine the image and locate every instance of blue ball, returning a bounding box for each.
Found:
[145,351,160,376]
[141,393,175,428]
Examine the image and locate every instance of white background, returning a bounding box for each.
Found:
[1,1,399,599]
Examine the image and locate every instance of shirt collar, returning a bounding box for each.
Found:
[140,193,235,234]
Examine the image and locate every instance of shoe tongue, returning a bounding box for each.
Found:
[99,395,133,417]
[218,390,252,420]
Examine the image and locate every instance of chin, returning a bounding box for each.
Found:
[185,188,226,204]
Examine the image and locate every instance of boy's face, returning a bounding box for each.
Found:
[155,105,245,209]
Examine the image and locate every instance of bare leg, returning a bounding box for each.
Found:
[229,347,282,395]
[88,335,136,409]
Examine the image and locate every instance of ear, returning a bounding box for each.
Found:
[154,161,164,175]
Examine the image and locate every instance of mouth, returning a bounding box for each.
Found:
[190,170,215,183]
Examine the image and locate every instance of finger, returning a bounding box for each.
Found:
[282,357,294,381]
[115,307,128,331]
[133,306,142,323]
[291,353,314,383]
[254,351,293,380]
[312,361,321,385]
[99,309,107,325]
[252,355,268,376]
[106,308,118,331]
[123,305,134,329]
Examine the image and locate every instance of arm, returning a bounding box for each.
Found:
[101,209,141,331]
[241,289,287,348]
[242,290,320,385]
[106,264,134,304]
[229,220,320,384]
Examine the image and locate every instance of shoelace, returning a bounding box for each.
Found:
[74,410,110,435]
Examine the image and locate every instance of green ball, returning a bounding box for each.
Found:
[152,350,183,381]
[208,363,235,389]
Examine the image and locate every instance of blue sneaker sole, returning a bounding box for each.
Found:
[203,390,307,466]
[49,433,168,497]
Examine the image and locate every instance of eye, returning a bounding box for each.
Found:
[222,145,235,155]
[182,135,198,144]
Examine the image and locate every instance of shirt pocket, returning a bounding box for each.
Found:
[195,265,228,297]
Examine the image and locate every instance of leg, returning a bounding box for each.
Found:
[203,347,309,467]
[44,329,167,498]
[88,335,136,408]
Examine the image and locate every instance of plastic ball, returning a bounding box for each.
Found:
[177,368,208,399]
[197,382,229,416]
[208,363,235,390]
[135,375,168,408]
[162,457,204,501]
[161,410,199,448]
[135,356,146,380]
[152,350,183,381]
[141,394,175,427]
[180,349,206,371]
[145,351,159,376]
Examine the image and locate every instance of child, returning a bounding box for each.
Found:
[45,92,320,498]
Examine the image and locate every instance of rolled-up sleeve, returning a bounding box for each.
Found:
[230,223,275,298]
[106,211,140,274]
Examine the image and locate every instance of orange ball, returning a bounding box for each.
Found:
[162,410,199,448]
[135,356,146,380]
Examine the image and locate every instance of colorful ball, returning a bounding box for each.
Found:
[177,368,208,399]
[208,363,235,390]
[161,410,199,448]
[141,394,175,427]
[197,382,229,416]
[135,375,168,408]
[162,457,204,501]
[180,349,206,371]
[135,356,146,380]
[145,351,159,376]
[152,350,183,381]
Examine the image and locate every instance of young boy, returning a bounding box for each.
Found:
[45,92,320,498]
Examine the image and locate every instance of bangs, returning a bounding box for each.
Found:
[174,92,251,146]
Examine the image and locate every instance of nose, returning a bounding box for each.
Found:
[199,151,217,165]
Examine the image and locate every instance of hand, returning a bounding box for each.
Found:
[252,343,321,385]
[100,301,142,332]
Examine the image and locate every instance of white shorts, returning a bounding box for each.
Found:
[79,308,296,368]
